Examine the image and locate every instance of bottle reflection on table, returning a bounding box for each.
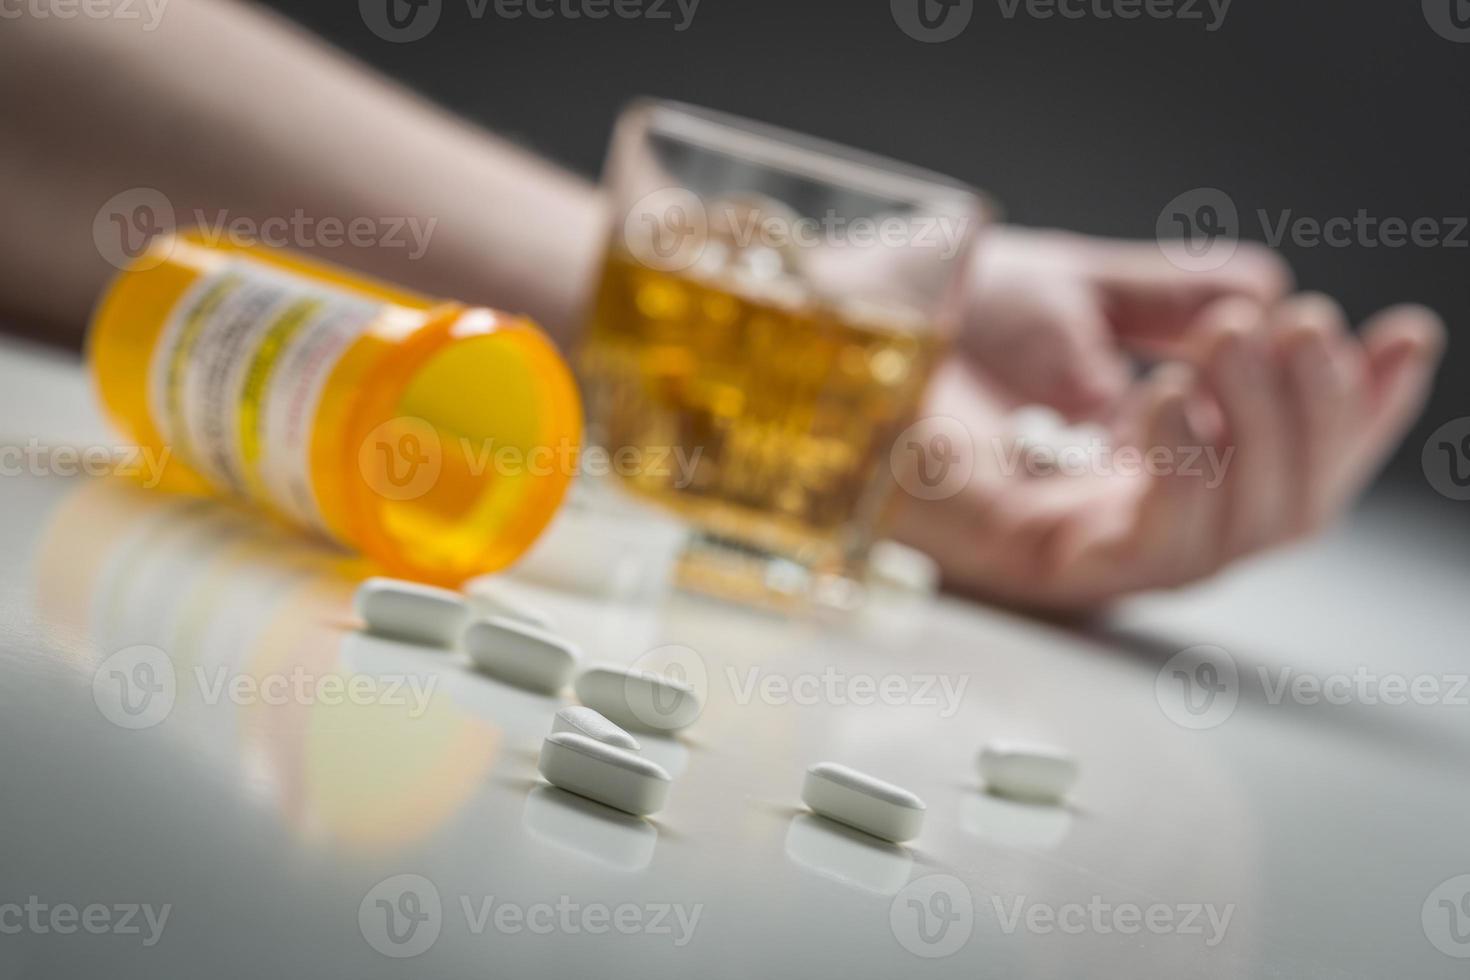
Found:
[35,479,498,852]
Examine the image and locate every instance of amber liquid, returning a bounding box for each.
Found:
[580,248,945,577]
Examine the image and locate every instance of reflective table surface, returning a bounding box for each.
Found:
[1,336,1467,978]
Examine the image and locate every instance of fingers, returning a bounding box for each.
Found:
[977,288,1128,414]
[1340,304,1446,493]
[920,291,1445,615]
[1195,296,1297,559]
[1118,365,1217,585]
[962,230,1132,415]
[1268,293,1361,532]
[1087,239,1294,356]
[1041,364,1222,600]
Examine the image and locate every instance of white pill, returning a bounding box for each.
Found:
[867,540,940,596]
[354,577,468,647]
[552,705,640,751]
[462,576,553,629]
[1009,404,1112,473]
[463,616,579,694]
[1010,404,1066,438]
[802,763,925,843]
[574,664,702,733]
[538,732,671,816]
[978,740,1078,803]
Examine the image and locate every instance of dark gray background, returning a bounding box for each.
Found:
[272,0,1467,499]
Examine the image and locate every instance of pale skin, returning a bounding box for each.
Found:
[0,0,1445,612]
[900,233,1443,611]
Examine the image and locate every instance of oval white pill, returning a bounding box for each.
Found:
[977,740,1078,803]
[538,732,671,816]
[552,705,640,751]
[802,762,925,843]
[463,616,579,694]
[462,576,553,629]
[354,577,468,647]
[867,540,940,596]
[573,664,701,733]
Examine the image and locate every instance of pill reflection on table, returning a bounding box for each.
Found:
[961,791,1073,850]
[522,785,657,872]
[784,812,913,894]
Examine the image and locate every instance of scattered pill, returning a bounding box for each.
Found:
[1009,404,1065,446]
[867,540,940,596]
[552,705,641,751]
[1008,406,1111,472]
[463,616,579,694]
[574,664,702,733]
[353,577,468,647]
[462,576,553,629]
[977,740,1078,803]
[802,762,925,843]
[538,732,671,816]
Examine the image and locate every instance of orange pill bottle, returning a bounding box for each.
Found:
[87,233,582,585]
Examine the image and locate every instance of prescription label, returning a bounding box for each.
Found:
[148,260,383,537]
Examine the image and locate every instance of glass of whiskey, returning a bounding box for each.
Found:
[580,100,990,608]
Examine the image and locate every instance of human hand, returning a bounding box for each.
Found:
[891,228,1445,612]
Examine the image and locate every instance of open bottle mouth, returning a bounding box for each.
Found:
[343,309,583,585]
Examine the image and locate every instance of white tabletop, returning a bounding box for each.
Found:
[1,335,1466,978]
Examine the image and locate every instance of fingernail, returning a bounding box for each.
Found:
[1289,293,1343,330]
[1395,305,1447,359]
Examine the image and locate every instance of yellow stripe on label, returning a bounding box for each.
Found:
[149,259,385,536]
[237,297,322,503]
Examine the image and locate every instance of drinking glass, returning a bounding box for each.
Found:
[580,100,990,607]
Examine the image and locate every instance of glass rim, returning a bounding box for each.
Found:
[619,98,998,221]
